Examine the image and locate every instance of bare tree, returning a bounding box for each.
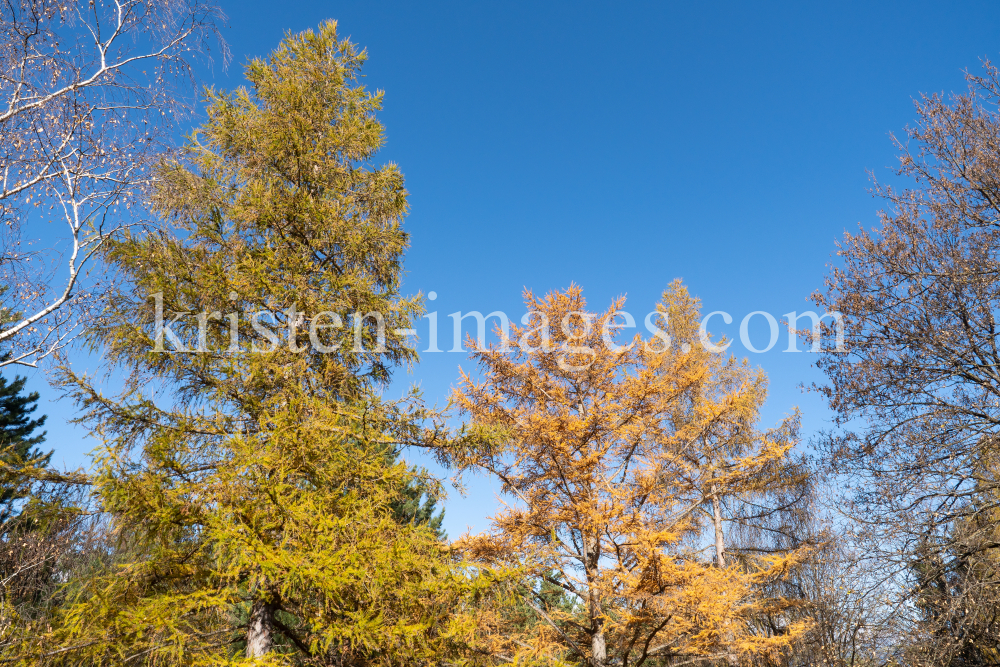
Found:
[0,0,225,369]
[903,513,1000,667]
[0,481,107,664]
[814,60,1000,664]
[775,531,903,667]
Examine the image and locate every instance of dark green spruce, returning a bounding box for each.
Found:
[0,371,50,527]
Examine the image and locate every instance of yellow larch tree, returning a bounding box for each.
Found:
[452,283,810,667]
[5,22,492,667]
[656,281,810,570]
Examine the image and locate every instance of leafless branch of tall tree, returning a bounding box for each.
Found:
[814,59,1000,663]
[0,0,226,369]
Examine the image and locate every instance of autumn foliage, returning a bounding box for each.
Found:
[1,21,483,666]
[453,283,809,667]
[7,9,963,666]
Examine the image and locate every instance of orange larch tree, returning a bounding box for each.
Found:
[452,282,810,667]
[656,282,811,571]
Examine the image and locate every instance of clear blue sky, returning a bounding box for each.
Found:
[19,0,1000,537]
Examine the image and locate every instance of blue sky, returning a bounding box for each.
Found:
[18,0,1000,537]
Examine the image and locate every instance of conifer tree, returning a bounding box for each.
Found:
[655,281,811,570]
[453,283,810,667]
[14,21,478,667]
[0,372,50,528]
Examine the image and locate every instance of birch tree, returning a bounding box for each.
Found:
[0,0,223,369]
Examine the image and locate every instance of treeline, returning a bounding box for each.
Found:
[1,3,999,666]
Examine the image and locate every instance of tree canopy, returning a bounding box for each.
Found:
[8,21,479,667]
[452,283,809,667]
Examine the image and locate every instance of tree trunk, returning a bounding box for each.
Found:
[584,533,607,667]
[711,488,725,568]
[591,625,607,667]
[246,598,277,659]
[710,489,738,665]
